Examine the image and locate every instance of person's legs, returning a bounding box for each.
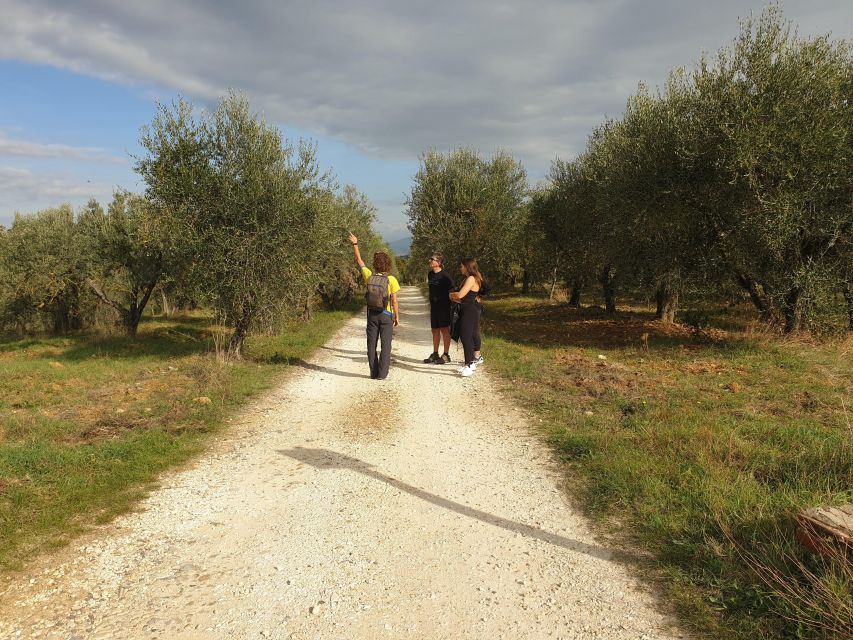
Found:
[424,323,440,363]
[440,327,451,354]
[366,311,380,378]
[459,309,476,366]
[473,324,481,354]
[474,302,483,358]
[377,313,394,379]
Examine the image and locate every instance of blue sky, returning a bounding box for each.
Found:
[1,1,851,240]
[0,60,419,239]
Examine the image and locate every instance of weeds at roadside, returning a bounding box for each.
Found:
[0,304,358,570]
[482,294,853,640]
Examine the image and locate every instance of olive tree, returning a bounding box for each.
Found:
[681,7,853,332]
[406,148,527,281]
[79,192,171,336]
[137,91,337,356]
[0,205,93,333]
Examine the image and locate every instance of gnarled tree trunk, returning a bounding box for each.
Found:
[227,310,253,358]
[782,286,801,334]
[655,279,679,323]
[568,277,584,307]
[734,272,772,319]
[87,278,157,338]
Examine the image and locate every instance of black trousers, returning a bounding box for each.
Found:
[366,310,393,379]
[459,303,481,366]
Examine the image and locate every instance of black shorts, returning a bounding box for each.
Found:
[430,304,451,329]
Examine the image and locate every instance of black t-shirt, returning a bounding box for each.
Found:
[427,269,455,308]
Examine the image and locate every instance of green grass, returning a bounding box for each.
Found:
[0,303,359,569]
[481,295,852,640]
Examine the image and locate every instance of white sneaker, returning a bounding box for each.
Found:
[459,365,476,377]
[473,355,484,366]
[457,363,477,373]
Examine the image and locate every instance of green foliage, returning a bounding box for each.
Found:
[136,91,383,354]
[0,205,94,334]
[538,6,852,332]
[79,192,172,336]
[313,186,387,311]
[406,148,528,282]
[482,294,853,639]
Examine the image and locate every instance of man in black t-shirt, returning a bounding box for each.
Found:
[424,252,454,364]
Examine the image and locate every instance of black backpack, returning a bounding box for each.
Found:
[366,273,390,311]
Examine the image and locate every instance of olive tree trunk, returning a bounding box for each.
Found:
[227,310,253,358]
[734,272,772,319]
[655,279,679,323]
[568,277,584,307]
[782,286,801,334]
[87,278,157,338]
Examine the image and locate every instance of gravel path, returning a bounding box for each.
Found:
[0,287,687,639]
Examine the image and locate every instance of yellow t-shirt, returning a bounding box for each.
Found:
[361,266,400,314]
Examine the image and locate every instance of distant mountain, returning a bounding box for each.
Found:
[387,236,412,256]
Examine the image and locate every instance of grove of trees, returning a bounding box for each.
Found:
[0,92,389,355]
[406,7,852,333]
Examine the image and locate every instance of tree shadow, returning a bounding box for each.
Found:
[25,318,214,363]
[278,446,619,562]
[483,300,757,354]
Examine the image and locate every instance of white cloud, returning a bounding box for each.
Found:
[0,166,114,223]
[0,133,126,164]
[1,0,850,175]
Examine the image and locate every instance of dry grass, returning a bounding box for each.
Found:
[0,304,359,569]
[482,293,852,640]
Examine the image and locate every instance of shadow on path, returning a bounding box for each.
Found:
[292,359,367,379]
[278,447,615,562]
[319,346,459,376]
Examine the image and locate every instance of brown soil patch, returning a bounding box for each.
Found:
[335,387,400,440]
[483,302,702,350]
[0,475,31,491]
[677,360,751,376]
[552,352,667,400]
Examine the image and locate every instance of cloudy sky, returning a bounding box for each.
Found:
[1,1,851,238]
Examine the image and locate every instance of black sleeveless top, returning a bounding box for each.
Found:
[460,287,480,306]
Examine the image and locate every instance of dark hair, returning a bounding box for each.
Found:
[373,252,392,273]
[461,258,483,287]
[431,251,444,265]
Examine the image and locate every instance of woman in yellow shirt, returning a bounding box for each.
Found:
[349,233,400,380]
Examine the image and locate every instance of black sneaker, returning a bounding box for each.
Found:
[423,352,440,364]
[438,353,451,364]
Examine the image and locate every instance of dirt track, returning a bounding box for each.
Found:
[0,287,686,639]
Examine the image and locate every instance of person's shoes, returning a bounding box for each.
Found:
[439,353,451,364]
[472,355,484,366]
[423,352,440,364]
[457,363,477,374]
[459,365,476,377]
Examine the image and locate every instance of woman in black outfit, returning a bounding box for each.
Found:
[449,258,483,377]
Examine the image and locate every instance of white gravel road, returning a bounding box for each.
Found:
[0,287,687,639]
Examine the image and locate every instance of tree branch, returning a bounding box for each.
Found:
[86,278,127,315]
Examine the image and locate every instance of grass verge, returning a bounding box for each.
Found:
[481,295,852,640]
[0,303,359,570]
